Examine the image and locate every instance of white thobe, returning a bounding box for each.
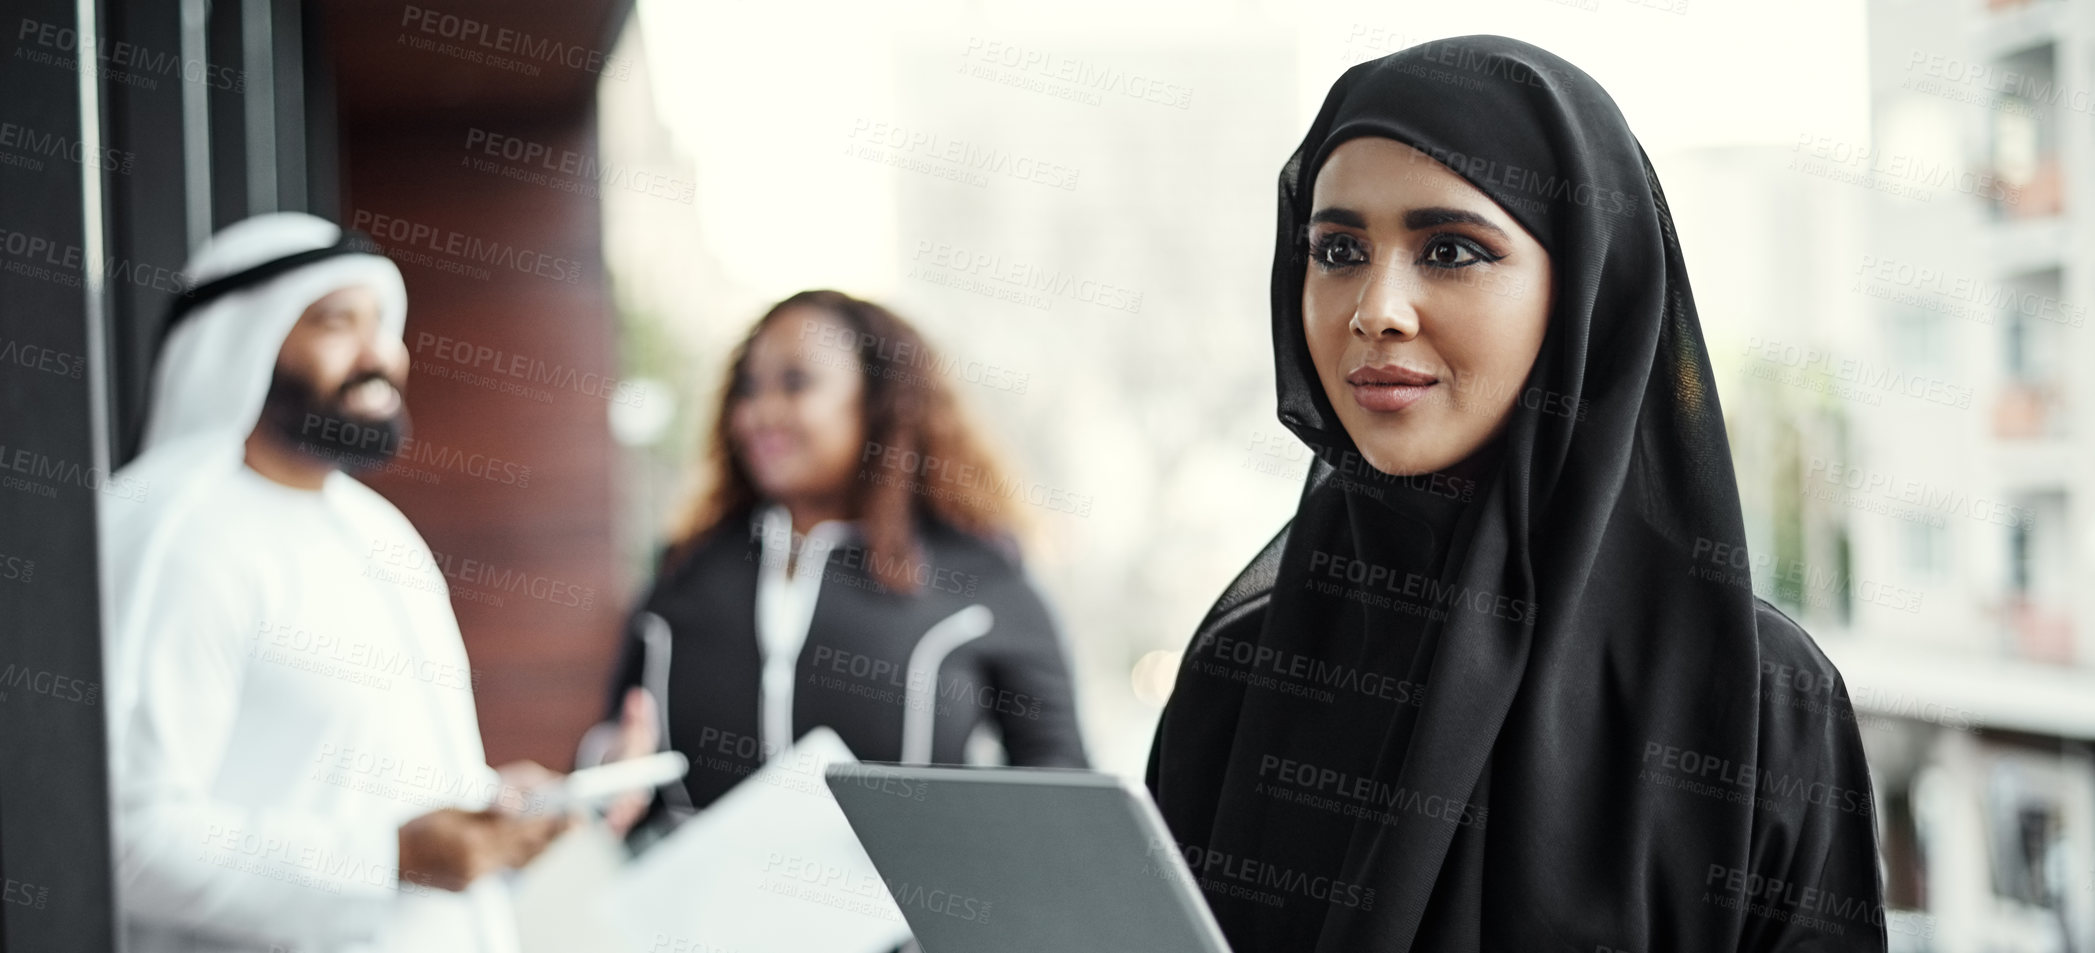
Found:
[112,464,518,953]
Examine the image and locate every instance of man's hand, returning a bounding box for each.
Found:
[397,807,567,892]
[489,759,572,868]
[492,759,562,816]
[398,763,572,893]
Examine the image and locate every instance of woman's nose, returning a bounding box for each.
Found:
[1353,261,1422,339]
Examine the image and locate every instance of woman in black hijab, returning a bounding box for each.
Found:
[1148,35,1886,953]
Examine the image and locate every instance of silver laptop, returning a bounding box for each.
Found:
[824,763,1233,953]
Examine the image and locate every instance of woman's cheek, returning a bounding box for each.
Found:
[808,397,859,469]
[1442,366,1500,428]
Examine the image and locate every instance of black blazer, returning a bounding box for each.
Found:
[603,507,1088,825]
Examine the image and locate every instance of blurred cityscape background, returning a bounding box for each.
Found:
[595,1,2095,948]
[4,0,2092,948]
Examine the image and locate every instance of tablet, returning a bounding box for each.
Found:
[824,763,1232,953]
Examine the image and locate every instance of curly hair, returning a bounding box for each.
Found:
[667,290,1025,593]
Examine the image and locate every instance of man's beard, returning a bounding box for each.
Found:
[256,367,412,473]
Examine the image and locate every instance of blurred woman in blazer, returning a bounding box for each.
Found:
[582,289,1088,838]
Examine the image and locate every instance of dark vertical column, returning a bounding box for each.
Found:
[102,0,195,466]
[205,0,249,227]
[0,0,119,949]
[300,0,338,221]
[270,0,305,212]
[105,0,305,468]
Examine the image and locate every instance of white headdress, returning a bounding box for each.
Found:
[100,211,408,740]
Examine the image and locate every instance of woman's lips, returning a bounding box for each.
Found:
[1346,364,1438,413]
[743,432,796,465]
[1350,381,1434,413]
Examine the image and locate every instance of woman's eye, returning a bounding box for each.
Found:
[781,369,810,392]
[1419,235,1498,269]
[1310,232,1369,270]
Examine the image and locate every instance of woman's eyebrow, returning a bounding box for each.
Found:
[1403,206,1508,239]
[1307,207,1367,228]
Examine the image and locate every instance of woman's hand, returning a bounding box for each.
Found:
[602,686,662,837]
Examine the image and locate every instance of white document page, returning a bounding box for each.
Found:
[603,727,914,953]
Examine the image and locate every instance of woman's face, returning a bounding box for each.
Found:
[1303,136,1554,476]
[728,306,867,507]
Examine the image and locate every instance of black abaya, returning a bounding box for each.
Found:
[1148,34,1887,953]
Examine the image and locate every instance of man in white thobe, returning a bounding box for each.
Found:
[101,212,565,953]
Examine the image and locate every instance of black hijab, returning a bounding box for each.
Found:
[1149,35,1887,953]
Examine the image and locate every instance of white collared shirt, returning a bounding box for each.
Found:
[750,504,854,759]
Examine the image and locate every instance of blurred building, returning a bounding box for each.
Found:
[877,33,1306,775]
[1813,0,2095,947]
[1648,0,2095,945]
